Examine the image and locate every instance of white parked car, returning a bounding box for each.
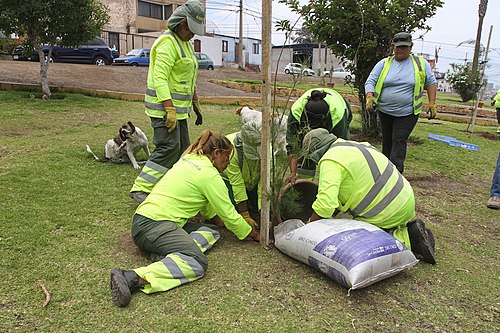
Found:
[284,63,315,76]
[322,68,355,81]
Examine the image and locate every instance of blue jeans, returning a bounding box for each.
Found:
[491,152,500,198]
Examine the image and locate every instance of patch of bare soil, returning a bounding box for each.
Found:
[477,131,500,141]
[349,130,423,146]
[116,234,143,259]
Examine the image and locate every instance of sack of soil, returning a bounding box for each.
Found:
[274,218,418,290]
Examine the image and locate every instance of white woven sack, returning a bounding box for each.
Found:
[274,218,418,290]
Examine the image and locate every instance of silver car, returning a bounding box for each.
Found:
[322,67,355,81]
[284,63,315,76]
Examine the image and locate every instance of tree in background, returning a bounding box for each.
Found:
[471,0,488,73]
[279,0,443,137]
[446,63,482,102]
[0,0,109,99]
[292,26,317,44]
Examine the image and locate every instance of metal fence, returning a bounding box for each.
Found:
[101,30,159,56]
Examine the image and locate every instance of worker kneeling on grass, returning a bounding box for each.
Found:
[286,88,352,183]
[222,121,266,229]
[302,128,436,264]
[110,130,260,307]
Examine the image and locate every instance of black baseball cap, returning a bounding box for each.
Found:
[393,32,413,47]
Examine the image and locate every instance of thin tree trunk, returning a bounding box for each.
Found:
[472,0,488,73]
[37,47,51,99]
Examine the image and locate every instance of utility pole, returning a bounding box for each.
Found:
[470,25,493,133]
[317,42,321,76]
[238,0,244,69]
[260,0,271,247]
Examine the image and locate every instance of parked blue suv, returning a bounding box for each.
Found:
[12,37,114,65]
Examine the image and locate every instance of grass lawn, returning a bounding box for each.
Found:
[0,91,498,332]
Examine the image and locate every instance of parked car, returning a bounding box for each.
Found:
[11,38,113,65]
[113,48,150,66]
[284,63,315,76]
[322,68,355,81]
[12,45,38,61]
[194,52,214,70]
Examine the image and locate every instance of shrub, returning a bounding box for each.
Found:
[0,37,20,55]
[446,63,482,102]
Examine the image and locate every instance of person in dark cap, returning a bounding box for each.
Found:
[130,0,207,204]
[301,128,436,265]
[286,87,352,183]
[365,32,438,174]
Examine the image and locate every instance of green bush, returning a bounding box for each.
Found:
[446,63,482,102]
[0,37,20,55]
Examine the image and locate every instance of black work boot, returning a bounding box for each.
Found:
[110,268,141,307]
[408,220,436,264]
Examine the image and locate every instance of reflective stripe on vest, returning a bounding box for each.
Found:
[331,141,404,218]
[144,30,196,117]
[373,55,426,115]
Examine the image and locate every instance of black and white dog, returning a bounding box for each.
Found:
[86,121,150,169]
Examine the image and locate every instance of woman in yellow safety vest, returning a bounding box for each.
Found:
[130,0,205,204]
[111,130,260,307]
[302,128,436,265]
[365,32,438,174]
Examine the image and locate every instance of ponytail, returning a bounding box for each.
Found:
[183,130,233,157]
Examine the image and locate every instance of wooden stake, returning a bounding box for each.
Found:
[259,0,272,247]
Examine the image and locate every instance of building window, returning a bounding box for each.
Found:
[193,39,201,52]
[138,0,163,19]
[164,4,173,20]
[222,40,228,52]
[252,43,259,55]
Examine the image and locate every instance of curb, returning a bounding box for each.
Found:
[0,81,497,126]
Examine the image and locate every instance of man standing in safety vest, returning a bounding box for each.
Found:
[302,128,436,264]
[491,88,500,134]
[286,88,352,183]
[130,0,205,204]
[365,32,438,174]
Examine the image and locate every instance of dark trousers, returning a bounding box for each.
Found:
[496,108,500,125]
[378,111,419,174]
[131,214,212,271]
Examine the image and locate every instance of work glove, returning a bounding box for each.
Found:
[240,211,259,230]
[165,106,177,132]
[193,101,203,126]
[492,100,496,107]
[427,101,437,120]
[366,95,375,113]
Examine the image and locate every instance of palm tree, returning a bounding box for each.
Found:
[472,0,488,73]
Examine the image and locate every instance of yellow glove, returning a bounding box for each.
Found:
[240,211,259,230]
[165,106,177,132]
[427,101,437,120]
[366,95,375,112]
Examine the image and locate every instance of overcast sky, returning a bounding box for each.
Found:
[206,0,500,84]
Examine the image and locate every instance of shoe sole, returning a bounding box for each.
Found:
[110,269,132,307]
[413,221,436,265]
[486,204,500,209]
